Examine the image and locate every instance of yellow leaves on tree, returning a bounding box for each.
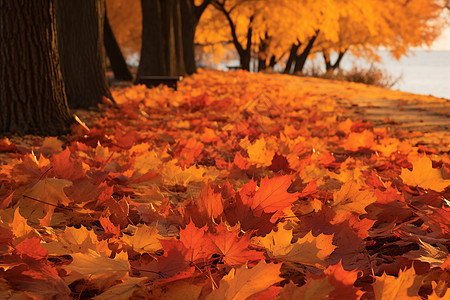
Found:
[400,156,450,192]
[206,260,282,300]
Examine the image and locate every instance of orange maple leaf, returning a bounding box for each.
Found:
[207,223,264,266]
[373,267,423,300]
[242,175,299,221]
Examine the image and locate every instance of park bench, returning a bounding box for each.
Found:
[138,76,183,90]
[227,65,241,71]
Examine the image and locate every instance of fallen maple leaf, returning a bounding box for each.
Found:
[278,279,334,300]
[245,175,299,221]
[343,130,375,152]
[400,156,450,192]
[373,266,423,300]
[42,225,110,256]
[253,222,336,269]
[403,239,448,268]
[206,260,282,300]
[18,178,73,223]
[179,222,210,262]
[331,180,376,223]
[207,223,264,266]
[121,224,163,254]
[94,276,146,300]
[195,183,224,220]
[246,137,275,167]
[15,237,47,259]
[66,249,129,286]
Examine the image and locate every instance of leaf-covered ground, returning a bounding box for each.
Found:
[1,70,450,299]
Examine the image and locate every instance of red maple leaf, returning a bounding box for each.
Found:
[15,237,47,260]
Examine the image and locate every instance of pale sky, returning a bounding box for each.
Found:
[429,27,450,50]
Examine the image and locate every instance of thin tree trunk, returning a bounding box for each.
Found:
[180,0,197,75]
[284,42,300,74]
[323,50,332,71]
[137,0,186,80]
[104,8,133,81]
[293,31,319,74]
[332,50,347,69]
[0,0,73,136]
[268,55,276,68]
[240,24,252,71]
[323,49,347,71]
[257,33,269,72]
[57,0,112,109]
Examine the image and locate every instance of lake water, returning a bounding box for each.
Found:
[307,50,450,100]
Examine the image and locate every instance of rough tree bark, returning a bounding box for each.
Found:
[0,0,74,136]
[180,0,212,75]
[137,0,186,80]
[56,0,112,109]
[104,7,133,81]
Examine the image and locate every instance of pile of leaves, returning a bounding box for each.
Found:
[0,70,449,299]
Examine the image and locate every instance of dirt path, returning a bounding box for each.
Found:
[291,76,450,152]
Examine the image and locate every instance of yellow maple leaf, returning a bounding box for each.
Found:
[134,150,162,175]
[253,223,335,269]
[67,249,129,282]
[94,276,146,300]
[43,226,110,256]
[121,224,163,254]
[373,267,423,300]
[278,280,335,300]
[18,178,72,223]
[332,180,376,223]
[161,160,206,185]
[12,208,34,240]
[206,260,282,300]
[400,156,450,192]
[246,137,275,167]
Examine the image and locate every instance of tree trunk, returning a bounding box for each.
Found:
[283,42,300,74]
[293,31,319,74]
[323,50,332,71]
[0,0,73,136]
[56,0,112,109]
[240,25,252,71]
[180,0,197,75]
[137,0,186,80]
[268,55,277,68]
[323,49,347,71]
[257,33,269,72]
[104,7,133,81]
[332,50,347,70]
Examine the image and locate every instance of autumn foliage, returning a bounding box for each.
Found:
[1,70,450,299]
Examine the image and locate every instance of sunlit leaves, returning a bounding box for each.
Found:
[400,156,450,192]
[0,70,449,298]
